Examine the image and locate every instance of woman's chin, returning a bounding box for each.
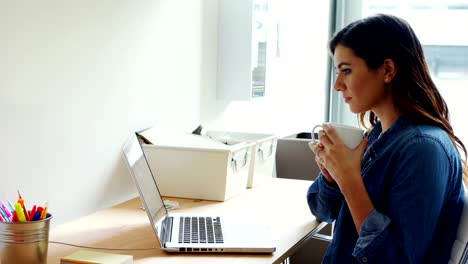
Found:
[348,106,359,114]
[349,105,365,114]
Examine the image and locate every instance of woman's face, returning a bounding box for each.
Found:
[333,44,390,114]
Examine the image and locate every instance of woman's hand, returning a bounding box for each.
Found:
[309,142,335,184]
[315,124,368,189]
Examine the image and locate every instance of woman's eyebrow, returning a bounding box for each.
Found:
[337,62,351,69]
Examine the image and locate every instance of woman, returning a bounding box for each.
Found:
[308,14,466,263]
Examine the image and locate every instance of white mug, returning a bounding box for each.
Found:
[312,122,365,149]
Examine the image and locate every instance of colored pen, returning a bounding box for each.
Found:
[17,190,30,220]
[0,206,10,222]
[33,207,43,221]
[14,203,26,222]
[33,211,41,221]
[0,200,13,219]
[0,213,5,222]
[28,205,37,221]
[12,211,19,222]
[40,202,48,220]
[7,200,15,213]
[32,211,42,221]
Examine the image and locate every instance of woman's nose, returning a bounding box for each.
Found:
[334,76,345,91]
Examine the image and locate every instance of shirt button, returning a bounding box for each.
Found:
[362,257,368,262]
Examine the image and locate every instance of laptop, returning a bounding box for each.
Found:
[122,133,276,253]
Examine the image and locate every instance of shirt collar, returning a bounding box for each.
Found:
[366,115,413,153]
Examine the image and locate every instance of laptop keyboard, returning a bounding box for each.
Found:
[178,216,224,244]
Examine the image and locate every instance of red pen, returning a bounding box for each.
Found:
[28,205,37,221]
[12,211,19,222]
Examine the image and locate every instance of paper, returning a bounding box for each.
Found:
[60,250,133,264]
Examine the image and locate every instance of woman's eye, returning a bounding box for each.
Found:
[341,69,351,75]
[335,69,351,76]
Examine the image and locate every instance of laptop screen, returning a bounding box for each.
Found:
[122,133,167,246]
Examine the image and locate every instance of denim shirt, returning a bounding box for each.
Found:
[307,116,464,264]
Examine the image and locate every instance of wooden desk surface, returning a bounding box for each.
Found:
[48,178,322,264]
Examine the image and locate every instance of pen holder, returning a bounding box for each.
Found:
[0,213,52,264]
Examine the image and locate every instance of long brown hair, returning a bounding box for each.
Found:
[329,14,468,185]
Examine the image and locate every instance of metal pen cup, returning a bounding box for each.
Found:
[0,213,52,264]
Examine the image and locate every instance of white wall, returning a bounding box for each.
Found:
[0,0,209,225]
[0,0,331,226]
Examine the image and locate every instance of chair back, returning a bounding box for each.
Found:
[449,186,468,264]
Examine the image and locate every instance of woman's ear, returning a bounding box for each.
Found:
[383,58,397,83]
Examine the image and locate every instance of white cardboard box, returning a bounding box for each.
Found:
[275,132,321,181]
[139,129,255,201]
[205,131,277,188]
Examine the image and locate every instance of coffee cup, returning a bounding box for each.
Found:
[312,122,365,149]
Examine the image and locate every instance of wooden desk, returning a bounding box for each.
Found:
[48,178,324,264]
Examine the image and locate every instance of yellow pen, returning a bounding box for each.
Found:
[15,203,27,222]
[40,202,48,220]
[17,190,29,220]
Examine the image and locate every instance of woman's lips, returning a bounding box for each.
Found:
[344,97,351,103]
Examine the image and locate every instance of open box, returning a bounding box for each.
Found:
[138,128,255,201]
[275,132,321,181]
[205,131,277,188]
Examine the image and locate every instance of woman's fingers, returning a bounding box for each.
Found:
[308,142,324,155]
[318,159,335,183]
[322,124,343,147]
[318,130,332,148]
